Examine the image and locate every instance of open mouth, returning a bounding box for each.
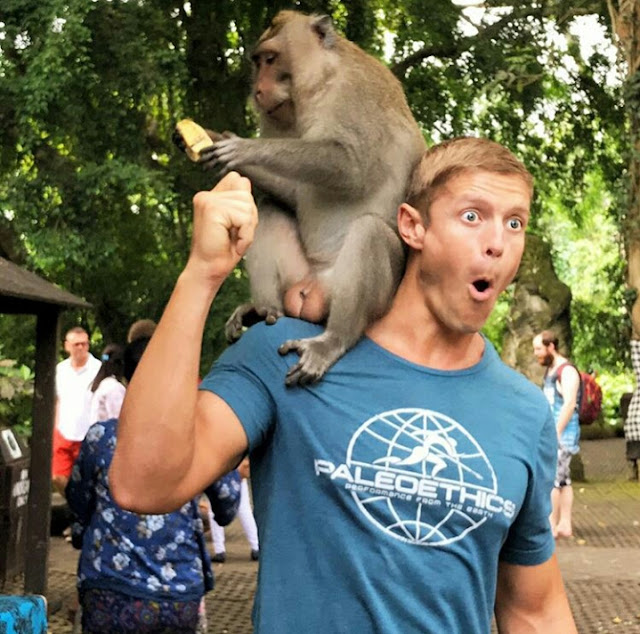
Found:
[267,101,285,116]
[472,279,490,293]
[469,278,493,300]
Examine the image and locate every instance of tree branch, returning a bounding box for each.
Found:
[391,2,602,78]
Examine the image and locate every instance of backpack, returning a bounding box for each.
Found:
[557,363,603,425]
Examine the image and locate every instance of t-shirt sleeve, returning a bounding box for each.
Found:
[500,409,557,566]
[104,382,126,420]
[198,324,281,451]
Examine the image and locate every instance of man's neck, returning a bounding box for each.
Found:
[70,356,88,370]
[366,297,485,371]
[549,354,567,373]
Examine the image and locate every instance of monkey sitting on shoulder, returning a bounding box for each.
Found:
[176,10,425,386]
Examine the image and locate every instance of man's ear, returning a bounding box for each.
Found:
[397,203,426,250]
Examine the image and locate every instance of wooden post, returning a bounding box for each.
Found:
[23,307,60,595]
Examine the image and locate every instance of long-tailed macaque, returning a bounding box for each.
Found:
[193,10,425,385]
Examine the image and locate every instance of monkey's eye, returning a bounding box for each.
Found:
[264,53,277,65]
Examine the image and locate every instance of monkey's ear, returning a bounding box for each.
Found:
[397,203,426,250]
[311,14,337,48]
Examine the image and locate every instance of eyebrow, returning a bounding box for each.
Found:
[457,196,530,215]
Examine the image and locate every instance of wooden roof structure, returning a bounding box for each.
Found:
[0,257,90,313]
[0,257,90,596]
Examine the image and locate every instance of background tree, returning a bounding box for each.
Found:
[0,0,632,422]
[606,2,640,338]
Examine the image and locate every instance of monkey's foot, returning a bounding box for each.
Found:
[225,303,283,342]
[278,332,346,386]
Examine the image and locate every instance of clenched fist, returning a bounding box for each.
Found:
[187,172,259,285]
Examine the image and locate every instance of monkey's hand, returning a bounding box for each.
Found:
[188,172,258,285]
[173,120,234,164]
[201,135,251,172]
[198,132,240,171]
[225,303,284,342]
[278,332,346,386]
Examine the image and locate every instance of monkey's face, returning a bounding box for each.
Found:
[251,38,294,129]
[414,170,531,335]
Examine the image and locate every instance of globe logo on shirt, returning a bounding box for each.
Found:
[344,408,499,547]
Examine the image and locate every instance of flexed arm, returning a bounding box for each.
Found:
[110,173,258,513]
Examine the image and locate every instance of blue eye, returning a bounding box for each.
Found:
[463,210,479,222]
[508,218,523,230]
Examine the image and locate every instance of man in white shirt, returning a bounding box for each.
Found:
[52,326,101,496]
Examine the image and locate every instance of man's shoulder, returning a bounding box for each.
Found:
[237,317,323,347]
[211,318,323,377]
[493,357,549,408]
[555,360,579,378]
[55,357,72,381]
[87,354,101,370]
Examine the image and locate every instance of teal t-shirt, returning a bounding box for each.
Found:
[200,319,556,634]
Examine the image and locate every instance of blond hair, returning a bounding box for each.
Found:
[405,137,533,221]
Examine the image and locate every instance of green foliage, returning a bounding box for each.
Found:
[538,170,629,372]
[596,369,634,427]
[482,286,514,355]
[0,0,631,392]
[0,357,34,438]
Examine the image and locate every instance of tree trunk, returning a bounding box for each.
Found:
[502,233,572,383]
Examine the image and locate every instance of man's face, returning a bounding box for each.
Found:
[532,335,554,367]
[415,169,531,335]
[64,331,90,366]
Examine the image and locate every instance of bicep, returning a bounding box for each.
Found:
[495,555,576,633]
[174,391,249,505]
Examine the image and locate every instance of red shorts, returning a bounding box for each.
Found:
[52,427,81,478]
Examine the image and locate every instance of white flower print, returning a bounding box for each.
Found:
[146,515,165,532]
[155,547,166,562]
[112,553,130,571]
[136,522,151,539]
[146,575,161,592]
[175,584,186,592]
[86,424,105,443]
[161,563,177,582]
[101,508,114,524]
[174,530,186,544]
[120,536,134,552]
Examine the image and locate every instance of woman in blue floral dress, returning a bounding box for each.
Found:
[66,337,241,633]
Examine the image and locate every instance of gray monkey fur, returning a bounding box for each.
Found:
[199,11,425,385]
